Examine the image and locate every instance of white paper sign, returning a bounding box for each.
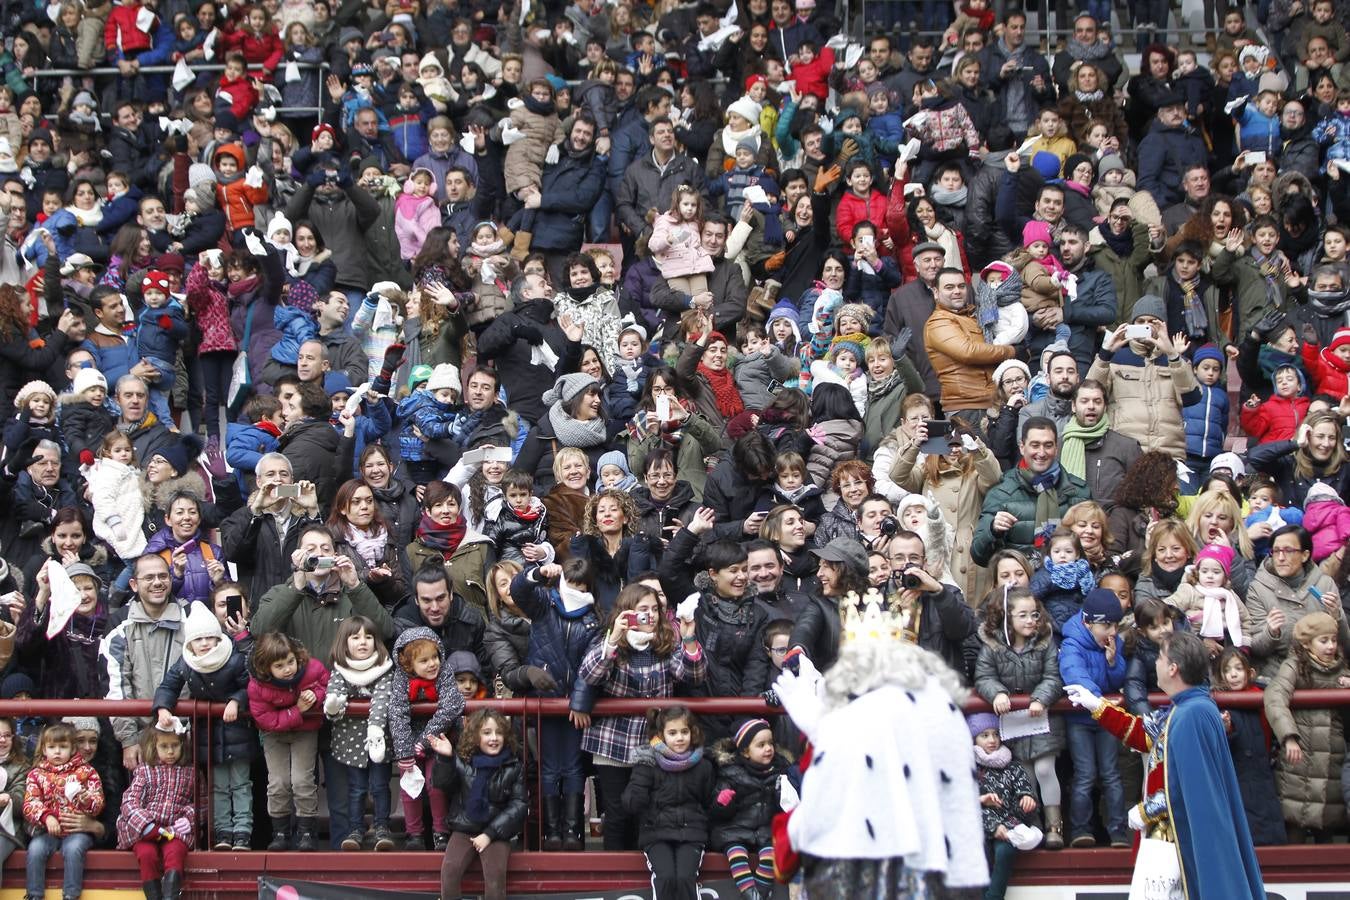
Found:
[45,560,81,639]
[998,708,1051,741]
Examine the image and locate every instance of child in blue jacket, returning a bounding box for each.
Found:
[270,287,319,368]
[1057,588,1128,849]
[225,394,283,494]
[136,271,188,422]
[396,363,461,483]
[1182,344,1231,493]
[1231,89,1282,157]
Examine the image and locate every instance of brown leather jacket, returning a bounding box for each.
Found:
[924,306,1015,411]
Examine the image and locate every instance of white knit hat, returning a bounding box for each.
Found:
[72,367,108,397]
[182,601,225,645]
[14,380,56,410]
[426,363,461,394]
[266,211,293,241]
[991,359,1030,388]
[62,716,100,736]
[726,96,762,128]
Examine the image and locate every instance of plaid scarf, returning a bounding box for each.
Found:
[1252,249,1286,311]
[1175,273,1208,338]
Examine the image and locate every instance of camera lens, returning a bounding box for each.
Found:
[901,572,922,590]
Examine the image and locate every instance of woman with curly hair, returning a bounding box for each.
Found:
[1163,195,1246,269]
[815,459,875,547]
[410,226,473,367]
[1106,451,1180,559]
[0,285,82,419]
[1058,62,1128,147]
[1062,500,1119,580]
[567,489,656,613]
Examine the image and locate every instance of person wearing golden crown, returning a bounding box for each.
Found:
[771,588,989,899]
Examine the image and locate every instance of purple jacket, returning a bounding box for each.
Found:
[144,529,223,606]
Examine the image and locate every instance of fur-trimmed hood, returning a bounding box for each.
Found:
[38,537,109,568]
[140,469,207,512]
[709,737,796,768]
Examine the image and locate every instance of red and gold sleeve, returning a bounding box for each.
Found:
[1092,701,1153,754]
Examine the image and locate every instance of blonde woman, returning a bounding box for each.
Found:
[1061,501,1117,575]
[544,446,592,561]
[483,560,528,697]
[1185,489,1256,595]
[1133,518,1200,605]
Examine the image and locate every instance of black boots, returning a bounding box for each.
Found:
[161,870,182,900]
[295,816,318,851]
[542,795,564,851]
[141,880,163,900]
[267,816,291,851]
[562,793,585,852]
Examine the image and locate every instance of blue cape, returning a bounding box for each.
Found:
[1164,686,1265,899]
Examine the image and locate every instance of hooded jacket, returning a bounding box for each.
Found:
[247,655,329,733]
[394,167,442,260]
[101,599,186,747]
[387,626,467,761]
[507,569,602,697]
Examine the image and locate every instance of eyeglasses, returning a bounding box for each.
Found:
[769,646,790,656]
[1011,612,1042,622]
[1270,546,1305,556]
[889,554,924,566]
[138,573,171,582]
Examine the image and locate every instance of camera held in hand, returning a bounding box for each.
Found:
[303,555,336,572]
[900,569,924,590]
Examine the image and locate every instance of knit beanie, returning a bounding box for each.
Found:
[72,368,107,397]
[1191,344,1223,367]
[1031,151,1060,179]
[288,280,318,315]
[992,358,1030,387]
[1323,328,1350,369]
[727,96,762,127]
[1306,481,1341,505]
[543,372,600,407]
[0,672,34,699]
[1195,543,1235,577]
[14,380,56,411]
[1022,220,1053,249]
[1097,153,1125,176]
[323,371,354,397]
[426,363,462,393]
[829,334,868,363]
[266,211,293,242]
[63,562,102,587]
[836,303,874,329]
[982,261,1015,282]
[1294,611,1338,646]
[966,712,999,737]
[63,717,100,736]
[186,182,216,211]
[736,138,759,156]
[1081,588,1123,624]
[1063,152,1093,183]
[187,162,216,189]
[151,434,203,478]
[766,300,802,343]
[182,601,225,645]
[734,718,773,752]
[446,650,482,680]
[1130,294,1167,324]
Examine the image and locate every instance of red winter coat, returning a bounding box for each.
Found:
[221,26,283,75]
[115,764,197,850]
[1303,497,1350,563]
[791,46,834,102]
[104,2,153,55]
[216,74,259,120]
[885,176,971,281]
[1239,394,1309,445]
[834,189,887,254]
[23,756,104,828]
[247,657,329,733]
[1302,340,1350,399]
[185,258,236,353]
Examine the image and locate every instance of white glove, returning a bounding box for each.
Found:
[370,280,401,296]
[243,231,267,257]
[244,165,264,188]
[1224,95,1248,115]
[545,143,560,165]
[1128,804,1145,831]
[774,654,825,740]
[675,594,699,623]
[366,726,387,763]
[961,433,979,452]
[1064,684,1103,714]
[507,97,524,110]
[322,693,344,717]
[284,60,301,83]
[64,780,81,800]
[500,122,526,146]
[778,774,800,812]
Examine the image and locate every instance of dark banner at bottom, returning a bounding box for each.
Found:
[258,875,788,899]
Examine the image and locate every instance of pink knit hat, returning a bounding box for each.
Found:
[1195,543,1235,577]
[1022,220,1053,249]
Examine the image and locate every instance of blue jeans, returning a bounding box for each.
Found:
[984,838,1017,900]
[322,748,350,850]
[538,716,585,796]
[345,761,392,830]
[213,756,253,835]
[26,831,93,898]
[1066,720,1127,840]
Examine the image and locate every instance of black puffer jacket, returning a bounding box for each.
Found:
[277,418,342,509]
[371,476,422,549]
[622,748,716,846]
[59,399,115,464]
[569,532,657,614]
[151,642,256,764]
[483,612,530,695]
[789,593,841,671]
[431,751,528,840]
[632,481,700,551]
[709,742,794,850]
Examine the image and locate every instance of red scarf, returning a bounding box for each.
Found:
[696,336,745,419]
[409,677,439,702]
[416,512,465,558]
[511,502,542,522]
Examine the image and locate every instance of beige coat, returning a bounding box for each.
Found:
[1086,347,1198,459]
[890,435,1002,603]
[1244,560,1348,679]
[1265,653,1348,830]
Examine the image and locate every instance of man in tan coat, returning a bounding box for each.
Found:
[924,267,1017,421]
[1086,294,1200,459]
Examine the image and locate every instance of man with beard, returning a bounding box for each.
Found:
[885,38,939,114]
[1020,351,1079,433]
[1058,379,1141,502]
[746,539,815,622]
[925,268,1015,423]
[477,274,584,427]
[1026,225,1118,373]
[519,113,610,279]
[1050,14,1124,95]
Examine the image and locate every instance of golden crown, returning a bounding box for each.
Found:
[840,588,912,645]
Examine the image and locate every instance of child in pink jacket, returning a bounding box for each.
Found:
[394,167,442,261]
[1302,482,1350,563]
[248,631,329,851]
[649,184,715,298]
